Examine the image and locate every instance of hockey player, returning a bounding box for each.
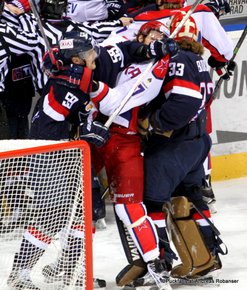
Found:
[88,21,178,290]
[133,13,226,288]
[7,32,110,290]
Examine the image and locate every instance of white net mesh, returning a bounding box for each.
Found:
[0,140,91,290]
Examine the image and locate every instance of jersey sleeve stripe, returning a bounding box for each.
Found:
[164,78,200,92]
[171,86,202,99]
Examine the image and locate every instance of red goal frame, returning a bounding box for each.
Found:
[0,140,93,290]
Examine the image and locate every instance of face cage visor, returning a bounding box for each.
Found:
[77,41,101,61]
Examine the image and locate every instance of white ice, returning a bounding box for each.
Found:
[1,177,246,290]
[94,177,247,290]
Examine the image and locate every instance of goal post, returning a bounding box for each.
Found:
[0,140,93,290]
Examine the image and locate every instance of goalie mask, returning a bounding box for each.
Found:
[40,0,68,19]
[170,12,201,43]
[58,31,100,65]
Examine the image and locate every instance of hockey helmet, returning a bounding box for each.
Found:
[40,0,68,19]
[170,12,200,43]
[138,20,170,38]
[205,0,231,18]
[58,30,100,64]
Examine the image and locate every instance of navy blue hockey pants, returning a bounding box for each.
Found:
[144,133,212,203]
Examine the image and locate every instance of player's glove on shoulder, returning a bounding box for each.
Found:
[80,118,110,147]
[147,38,179,60]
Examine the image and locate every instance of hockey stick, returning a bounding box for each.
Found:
[213,24,247,97]
[104,0,204,128]
[28,0,57,65]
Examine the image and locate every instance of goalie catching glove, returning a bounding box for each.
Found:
[80,117,110,147]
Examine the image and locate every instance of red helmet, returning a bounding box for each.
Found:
[138,20,170,37]
[170,12,200,42]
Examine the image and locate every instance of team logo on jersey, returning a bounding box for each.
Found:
[152,57,169,79]
[145,78,152,86]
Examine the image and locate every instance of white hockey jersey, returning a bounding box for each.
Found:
[66,0,108,22]
[106,4,233,62]
[91,55,170,130]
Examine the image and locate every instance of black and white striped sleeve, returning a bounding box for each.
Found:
[1,5,20,26]
[0,45,8,92]
[0,15,47,91]
[75,19,123,43]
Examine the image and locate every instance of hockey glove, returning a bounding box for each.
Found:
[137,116,151,137]
[7,0,31,12]
[164,38,179,58]
[208,56,235,81]
[227,60,236,76]
[105,0,127,20]
[147,38,178,60]
[80,119,110,147]
[205,0,230,18]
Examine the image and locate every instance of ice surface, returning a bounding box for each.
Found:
[1,177,246,289]
[94,177,247,289]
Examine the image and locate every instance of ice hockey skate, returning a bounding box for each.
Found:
[131,259,172,290]
[42,262,106,288]
[7,269,40,290]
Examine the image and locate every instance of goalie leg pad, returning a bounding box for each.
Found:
[115,203,159,262]
[114,203,160,286]
[164,197,215,278]
[170,196,191,218]
[114,205,147,286]
[115,261,147,287]
[171,219,215,278]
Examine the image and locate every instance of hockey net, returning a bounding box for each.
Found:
[0,140,92,290]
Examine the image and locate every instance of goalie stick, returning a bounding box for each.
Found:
[213,24,247,97]
[104,0,205,128]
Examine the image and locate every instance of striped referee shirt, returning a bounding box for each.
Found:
[0,12,43,92]
[1,7,125,91]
